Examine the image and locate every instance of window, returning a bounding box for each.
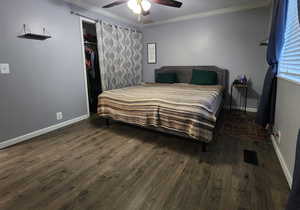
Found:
[279,0,300,82]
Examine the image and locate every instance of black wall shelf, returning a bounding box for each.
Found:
[18,33,51,40]
[18,24,51,41]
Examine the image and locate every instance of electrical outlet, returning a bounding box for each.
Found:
[56,112,63,120]
[0,64,10,74]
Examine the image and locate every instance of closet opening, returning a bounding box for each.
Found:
[80,18,102,115]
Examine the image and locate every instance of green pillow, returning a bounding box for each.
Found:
[190,70,218,85]
[156,73,178,83]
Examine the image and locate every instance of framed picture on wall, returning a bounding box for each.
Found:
[147,43,157,64]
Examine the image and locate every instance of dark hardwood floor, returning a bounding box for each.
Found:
[0,112,290,210]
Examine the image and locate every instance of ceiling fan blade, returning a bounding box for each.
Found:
[102,0,128,8]
[150,0,182,8]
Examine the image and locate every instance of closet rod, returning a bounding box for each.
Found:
[70,10,141,33]
[70,11,99,22]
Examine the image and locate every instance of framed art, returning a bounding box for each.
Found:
[147,43,157,64]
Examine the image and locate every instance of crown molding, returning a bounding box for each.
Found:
[64,0,139,26]
[143,0,271,28]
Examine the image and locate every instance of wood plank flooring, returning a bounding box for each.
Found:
[0,113,290,210]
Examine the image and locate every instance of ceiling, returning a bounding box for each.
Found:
[67,0,270,25]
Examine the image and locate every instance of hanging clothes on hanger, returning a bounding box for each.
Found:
[85,45,102,113]
[84,34,97,43]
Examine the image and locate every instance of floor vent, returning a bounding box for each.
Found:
[244,150,259,166]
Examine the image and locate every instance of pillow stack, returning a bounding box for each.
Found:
[155,69,218,85]
[156,72,178,83]
[190,69,218,85]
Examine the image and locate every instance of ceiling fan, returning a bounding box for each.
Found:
[102,0,183,16]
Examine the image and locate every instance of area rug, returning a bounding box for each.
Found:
[219,110,269,141]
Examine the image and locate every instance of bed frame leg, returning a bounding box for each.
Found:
[202,142,208,152]
[105,119,110,127]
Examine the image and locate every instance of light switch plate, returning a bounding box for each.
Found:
[0,64,10,74]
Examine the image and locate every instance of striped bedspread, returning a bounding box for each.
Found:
[97,83,223,142]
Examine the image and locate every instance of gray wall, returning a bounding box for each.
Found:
[274,78,300,186]
[0,0,133,143]
[142,7,270,108]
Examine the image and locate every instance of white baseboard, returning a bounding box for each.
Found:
[0,114,89,149]
[271,134,293,188]
[224,105,257,112]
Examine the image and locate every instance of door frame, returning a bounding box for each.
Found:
[79,17,97,116]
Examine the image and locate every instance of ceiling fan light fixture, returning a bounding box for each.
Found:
[141,0,151,12]
[127,0,142,14]
[133,4,142,14]
[127,0,137,10]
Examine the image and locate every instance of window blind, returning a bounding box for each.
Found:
[279,0,300,77]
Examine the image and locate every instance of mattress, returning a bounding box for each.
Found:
[97,83,224,142]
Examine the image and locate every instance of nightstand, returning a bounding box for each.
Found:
[230,83,248,112]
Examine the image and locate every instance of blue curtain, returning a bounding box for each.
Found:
[256,0,288,127]
[286,129,300,210]
[299,0,300,22]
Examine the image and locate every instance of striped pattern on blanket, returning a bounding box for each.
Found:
[97,83,223,142]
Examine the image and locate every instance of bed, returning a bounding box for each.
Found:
[97,66,229,150]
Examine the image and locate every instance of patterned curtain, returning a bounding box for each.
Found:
[96,22,143,91]
[132,30,143,84]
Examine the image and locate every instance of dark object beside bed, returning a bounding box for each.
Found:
[100,66,229,151]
